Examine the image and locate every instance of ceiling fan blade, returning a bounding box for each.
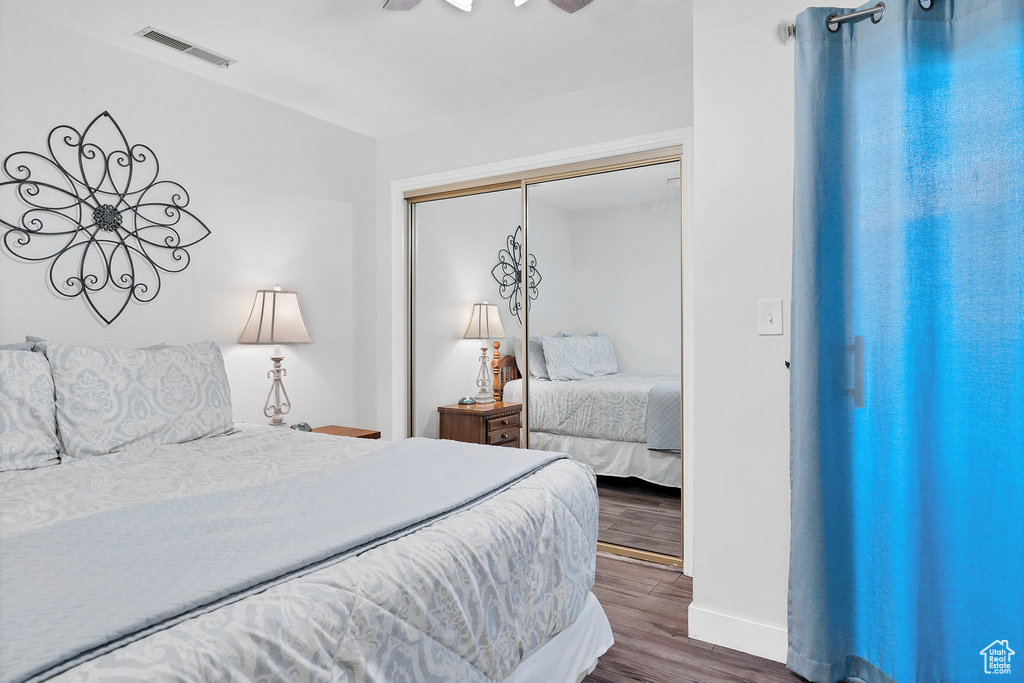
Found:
[383,0,423,9]
[547,0,594,13]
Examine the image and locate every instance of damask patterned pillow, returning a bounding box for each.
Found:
[0,350,61,472]
[45,340,235,459]
[540,334,619,381]
[0,341,36,351]
[27,336,168,352]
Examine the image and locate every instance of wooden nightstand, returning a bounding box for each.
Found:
[312,425,382,439]
[437,402,522,448]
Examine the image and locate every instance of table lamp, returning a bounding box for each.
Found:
[238,285,312,426]
[463,301,506,404]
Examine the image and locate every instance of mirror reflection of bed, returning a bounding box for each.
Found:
[496,353,681,558]
[409,158,683,565]
[519,162,682,561]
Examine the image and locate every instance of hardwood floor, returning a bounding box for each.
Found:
[598,477,682,558]
[585,553,804,683]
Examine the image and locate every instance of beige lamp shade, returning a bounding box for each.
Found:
[238,288,312,344]
[463,302,506,340]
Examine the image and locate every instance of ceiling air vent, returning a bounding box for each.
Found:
[135,26,237,69]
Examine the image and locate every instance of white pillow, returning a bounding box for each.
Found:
[45,340,235,459]
[504,335,552,380]
[0,350,61,472]
[540,334,619,381]
[527,337,551,379]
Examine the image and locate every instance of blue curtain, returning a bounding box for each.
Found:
[790,1,1024,682]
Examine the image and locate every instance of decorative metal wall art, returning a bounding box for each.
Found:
[491,225,541,323]
[0,111,211,324]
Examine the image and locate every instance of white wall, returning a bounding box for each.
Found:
[522,201,575,339]
[374,62,693,439]
[687,0,857,663]
[566,200,681,374]
[0,6,376,429]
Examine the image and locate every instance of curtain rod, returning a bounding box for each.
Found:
[784,1,888,38]
[825,2,885,33]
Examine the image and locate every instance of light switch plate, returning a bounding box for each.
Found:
[758,299,783,336]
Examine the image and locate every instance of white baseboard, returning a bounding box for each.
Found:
[687,603,788,663]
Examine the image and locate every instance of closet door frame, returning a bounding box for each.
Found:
[392,129,694,572]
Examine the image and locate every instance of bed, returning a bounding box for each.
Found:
[496,333,681,489]
[0,340,612,683]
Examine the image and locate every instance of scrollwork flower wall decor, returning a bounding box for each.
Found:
[491,225,541,323]
[0,111,211,324]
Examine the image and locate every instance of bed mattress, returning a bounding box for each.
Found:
[504,374,680,446]
[0,426,602,682]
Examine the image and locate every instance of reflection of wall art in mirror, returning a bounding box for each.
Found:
[0,111,211,325]
[490,225,541,323]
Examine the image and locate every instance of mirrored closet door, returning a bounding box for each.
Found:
[523,162,682,560]
[408,151,683,566]
[410,188,522,439]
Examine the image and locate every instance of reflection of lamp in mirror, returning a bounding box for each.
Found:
[463,302,506,404]
[238,285,312,426]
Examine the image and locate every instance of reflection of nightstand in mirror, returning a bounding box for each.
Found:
[312,425,382,439]
[437,402,521,447]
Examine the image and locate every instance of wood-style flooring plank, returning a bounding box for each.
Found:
[597,477,682,558]
[585,554,805,683]
[596,555,680,585]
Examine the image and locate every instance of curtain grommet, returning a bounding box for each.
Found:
[871,2,885,23]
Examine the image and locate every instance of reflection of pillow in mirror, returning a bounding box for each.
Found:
[527,338,550,380]
[502,336,521,358]
[503,336,522,378]
[503,336,551,379]
[541,334,618,380]
[502,336,522,377]
[46,340,234,460]
[0,350,61,472]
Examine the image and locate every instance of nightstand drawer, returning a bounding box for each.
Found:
[487,426,519,446]
[487,412,520,432]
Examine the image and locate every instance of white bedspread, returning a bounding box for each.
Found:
[0,426,599,682]
[504,373,679,443]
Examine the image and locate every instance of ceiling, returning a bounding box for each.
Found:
[2,0,691,139]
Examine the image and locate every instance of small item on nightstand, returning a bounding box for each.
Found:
[290,422,312,432]
[458,396,477,405]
